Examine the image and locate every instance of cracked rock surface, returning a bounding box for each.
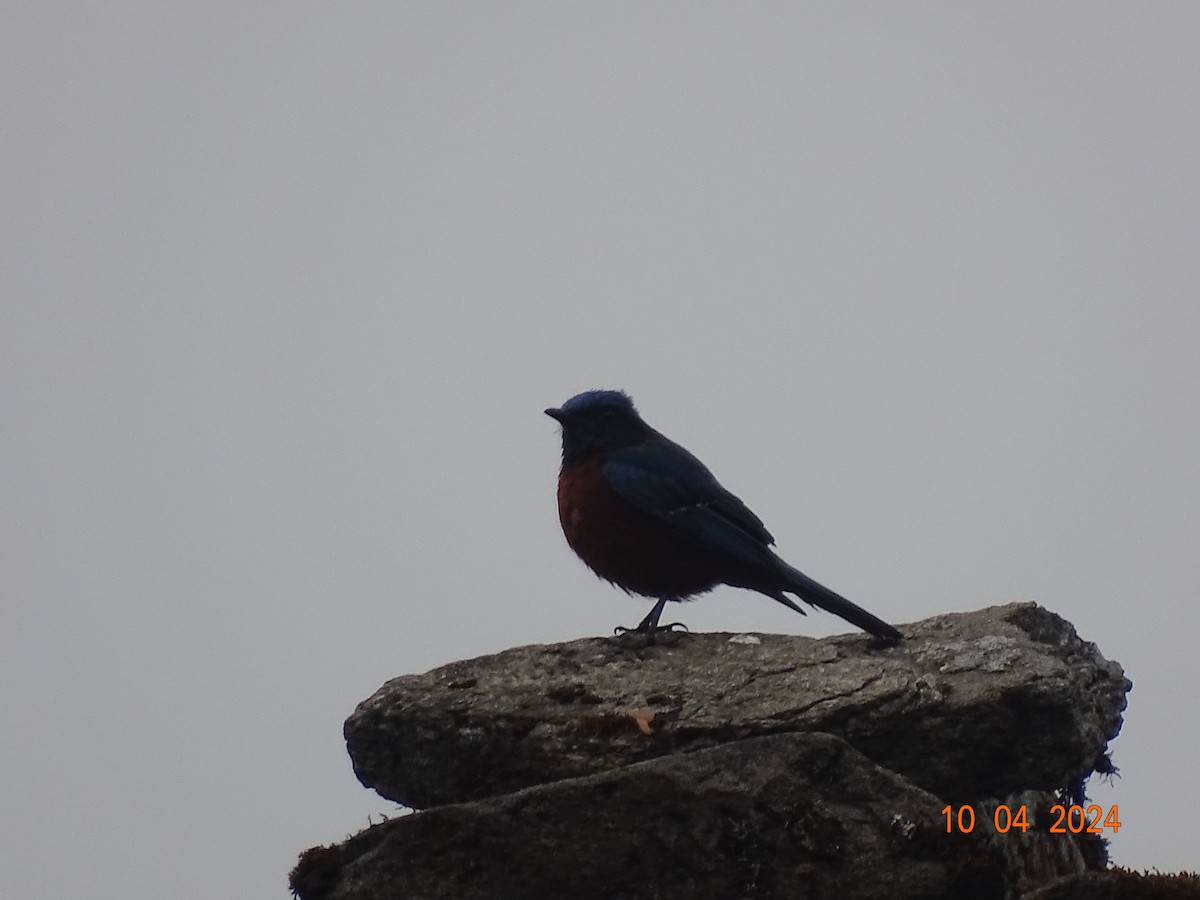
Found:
[344,602,1128,809]
[293,732,1007,900]
[294,603,1135,900]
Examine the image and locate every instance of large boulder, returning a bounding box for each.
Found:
[344,603,1128,808]
[293,732,1005,900]
[292,603,1133,899]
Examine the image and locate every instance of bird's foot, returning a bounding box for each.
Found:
[613,597,687,645]
[613,620,689,645]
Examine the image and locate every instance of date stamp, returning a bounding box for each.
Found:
[941,804,1122,834]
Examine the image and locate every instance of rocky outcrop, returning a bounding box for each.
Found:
[292,603,1139,899]
[294,732,1007,900]
[343,603,1126,809]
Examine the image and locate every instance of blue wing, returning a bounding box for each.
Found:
[601,439,778,571]
[603,439,900,640]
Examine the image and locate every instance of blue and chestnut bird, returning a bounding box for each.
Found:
[545,390,902,643]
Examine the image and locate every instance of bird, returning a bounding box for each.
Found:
[545,389,902,643]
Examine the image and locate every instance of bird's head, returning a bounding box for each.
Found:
[545,389,653,463]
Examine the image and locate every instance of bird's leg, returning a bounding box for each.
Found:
[636,596,669,632]
[614,596,688,644]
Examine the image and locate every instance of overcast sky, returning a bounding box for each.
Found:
[3,4,1197,897]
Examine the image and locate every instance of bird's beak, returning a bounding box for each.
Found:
[544,407,565,422]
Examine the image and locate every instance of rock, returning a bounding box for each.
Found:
[291,732,1007,900]
[974,790,1105,895]
[294,602,1134,898]
[344,602,1129,809]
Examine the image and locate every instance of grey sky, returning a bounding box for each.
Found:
[3,4,1197,896]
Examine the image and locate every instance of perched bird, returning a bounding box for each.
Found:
[545,389,901,643]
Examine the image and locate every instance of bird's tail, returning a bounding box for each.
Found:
[773,561,902,643]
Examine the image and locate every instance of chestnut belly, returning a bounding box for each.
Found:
[557,464,728,598]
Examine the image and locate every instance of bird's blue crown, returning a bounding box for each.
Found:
[559,389,637,416]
